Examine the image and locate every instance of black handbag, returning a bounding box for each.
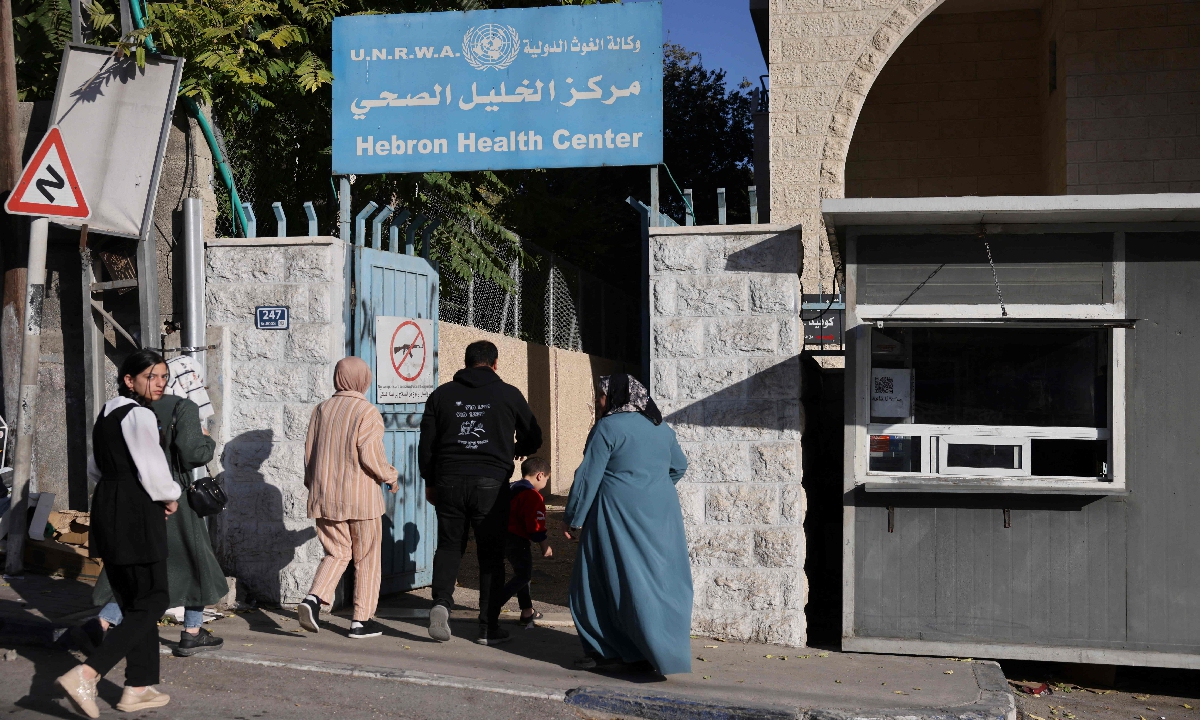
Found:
[163,401,227,518]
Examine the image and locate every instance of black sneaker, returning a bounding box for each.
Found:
[475,625,511,646]
[348,620,385,639]
[297,597,320,633]
[70,617,106,654]
[174,628,224,657]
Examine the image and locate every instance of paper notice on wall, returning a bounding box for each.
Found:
[871,368,912,418]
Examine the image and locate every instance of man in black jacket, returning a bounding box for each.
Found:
[418,340,542,646]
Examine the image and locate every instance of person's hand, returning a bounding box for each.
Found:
[163,501,179,517]
[387,480,399,494]
[542,543,553,558]
[425,486,438,506]
[514,455,527,464]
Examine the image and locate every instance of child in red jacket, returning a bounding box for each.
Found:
[499,456,553,626]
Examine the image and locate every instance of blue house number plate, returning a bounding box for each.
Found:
[256,306,290,330]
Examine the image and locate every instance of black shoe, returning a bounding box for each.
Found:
[297,597,320,633]
[475,625,511,646]
[348,620,385,639]
[174,628,224,657]
[70,618,106,654]
[517,610,543,627]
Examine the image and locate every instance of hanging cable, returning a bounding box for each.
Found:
[129,0,248,237]
[659,163,695,223]
[982,239,1008,317]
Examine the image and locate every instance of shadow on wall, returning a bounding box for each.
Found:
[724,232,800,274]
[664,356,802,435]
[212,429,316,605]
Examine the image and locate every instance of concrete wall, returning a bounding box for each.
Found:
[205,237,345,605]
[438,321,631,496]
[649,224,806,648]
[845,7,1044,197]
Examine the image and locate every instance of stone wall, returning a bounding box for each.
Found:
[205,237,345,605]
[845,7,1044,197]
[649,224,806,647]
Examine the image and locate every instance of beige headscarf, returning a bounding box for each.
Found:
[333,356,372,393]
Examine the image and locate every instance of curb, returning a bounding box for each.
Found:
[1,615,1015,720]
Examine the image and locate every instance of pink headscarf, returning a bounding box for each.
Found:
[333,356,372,393]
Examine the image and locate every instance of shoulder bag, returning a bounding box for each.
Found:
[164,401,227,518]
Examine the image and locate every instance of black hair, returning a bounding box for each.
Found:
[521,456,551,478]
[117,349,167,403]
[464,340,499,368]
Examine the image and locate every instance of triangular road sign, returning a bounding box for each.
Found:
[4,126,90,219]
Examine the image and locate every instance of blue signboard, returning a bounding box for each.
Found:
[332,2,663,173]
[255,306,290,330]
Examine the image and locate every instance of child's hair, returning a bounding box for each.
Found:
[521,456,551,477]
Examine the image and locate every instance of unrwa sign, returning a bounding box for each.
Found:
[331,2,663,173]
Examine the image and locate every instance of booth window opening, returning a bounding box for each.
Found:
[867,326,1112,480]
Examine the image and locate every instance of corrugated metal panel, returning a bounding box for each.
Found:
[1125,233,1200,650]
[354,246,440,593]
[857,233,1113,306]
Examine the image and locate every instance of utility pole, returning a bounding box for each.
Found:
[1,0,27,452]
[5,218,48,574]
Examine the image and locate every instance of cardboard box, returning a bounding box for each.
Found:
[23,538,102,582]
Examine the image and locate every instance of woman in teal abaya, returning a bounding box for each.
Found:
[564,373,691,675]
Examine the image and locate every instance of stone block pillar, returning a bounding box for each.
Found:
[204,237,346,605]
[649,224,806,647]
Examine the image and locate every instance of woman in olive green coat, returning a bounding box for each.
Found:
[91,395,228,657]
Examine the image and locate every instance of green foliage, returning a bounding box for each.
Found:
[659,43,754,226]
[12,0,74,100]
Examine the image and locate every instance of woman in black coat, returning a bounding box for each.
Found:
[55,350,179,718]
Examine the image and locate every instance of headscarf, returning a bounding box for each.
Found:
[334,356,372,393]
[597,373,662,426]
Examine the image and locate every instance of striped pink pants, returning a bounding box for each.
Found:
[309,518,382,622]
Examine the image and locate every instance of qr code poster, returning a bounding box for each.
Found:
[871,368,912,418]
[376,316,435,404]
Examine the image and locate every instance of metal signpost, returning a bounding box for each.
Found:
[2,130,90,573]
[332,2,663,173]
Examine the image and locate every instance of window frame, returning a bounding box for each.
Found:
[845,226,1128,495]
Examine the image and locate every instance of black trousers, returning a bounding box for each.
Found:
[87,560,169,686]
[430,475,509,627]
[498,534,533,611]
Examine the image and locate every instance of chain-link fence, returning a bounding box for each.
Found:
[426,202,637,365]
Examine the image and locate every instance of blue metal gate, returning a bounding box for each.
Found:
[349,207,440,593]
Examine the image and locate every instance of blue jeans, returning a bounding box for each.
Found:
[101,602,205,629]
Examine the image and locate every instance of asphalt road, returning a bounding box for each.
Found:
[0,646,589,720]
[1003,661,1200,720]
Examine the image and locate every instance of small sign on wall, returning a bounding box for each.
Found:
[871,368,912,418]
[376,316,435,403]
[255,306,290,330]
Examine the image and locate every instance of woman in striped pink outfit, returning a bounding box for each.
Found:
[296,356,398,639]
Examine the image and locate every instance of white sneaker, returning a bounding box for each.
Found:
[116,685,171,712]
[428,605,451,642]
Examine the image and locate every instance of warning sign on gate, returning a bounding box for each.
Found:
[376,316,435,403]
[4,126,90,219]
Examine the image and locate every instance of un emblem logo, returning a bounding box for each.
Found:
[462,24,520,71]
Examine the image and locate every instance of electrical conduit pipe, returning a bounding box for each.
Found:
[129,0,249,237]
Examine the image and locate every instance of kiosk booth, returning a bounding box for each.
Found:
[825,194,1200,668]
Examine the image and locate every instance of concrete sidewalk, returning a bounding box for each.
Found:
[1,574,1014,720]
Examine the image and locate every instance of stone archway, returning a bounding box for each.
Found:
[768,0,947,289]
